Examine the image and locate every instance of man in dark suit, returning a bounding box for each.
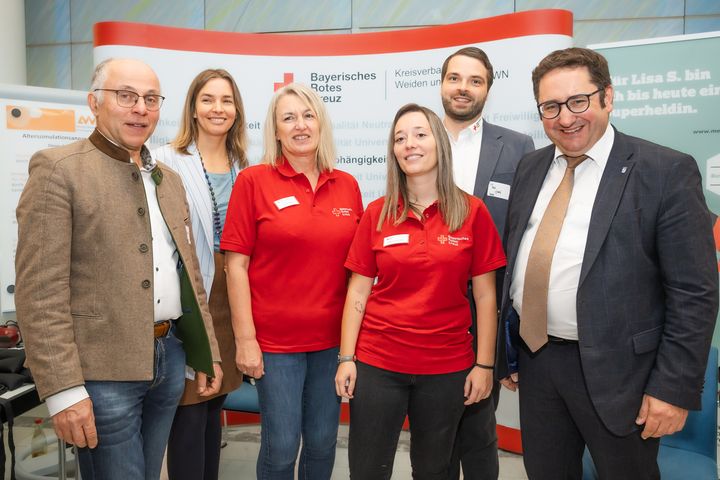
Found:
[441,47,534,480]
[497,47,718,479]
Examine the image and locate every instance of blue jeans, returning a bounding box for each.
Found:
[256,347,341,480]
[76,325,186,480]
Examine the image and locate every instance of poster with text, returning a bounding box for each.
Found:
[0,95,93,312]
[592,32,720,347]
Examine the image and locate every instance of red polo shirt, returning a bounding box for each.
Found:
[221,159,363,352]
[345,195,506,374]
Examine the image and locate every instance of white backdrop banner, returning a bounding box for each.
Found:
[94,10,572,205]
[92,10,572,446]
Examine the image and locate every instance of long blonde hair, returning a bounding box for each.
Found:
[171,69,248,168]
[377,103,469,232]
[261,83,336,172]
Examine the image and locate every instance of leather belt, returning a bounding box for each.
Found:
[547,335,578,345]
[154,320,173,338]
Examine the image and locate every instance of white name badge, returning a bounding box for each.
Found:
[487,181,511,200]
[274,196,300,210]
[383,234,410,247]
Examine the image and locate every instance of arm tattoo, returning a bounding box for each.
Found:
[354,300,365,314]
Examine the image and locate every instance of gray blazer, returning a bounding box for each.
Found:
[15,130,220,400]
[497,128,718,435]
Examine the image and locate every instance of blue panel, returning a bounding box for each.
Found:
[206,0,351,32]
[574,18,684,47]
[516,0,684,20]
[25,0,70,45]
[71,43,94,91]
[686,0,720,15]
[354,0,513,28]
[685,16,720,34]
[70,0,204,42]
[27,45,72,89]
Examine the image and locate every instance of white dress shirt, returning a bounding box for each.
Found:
[448,117,484,195]
[46,155,183,416]
[510,126,614,340]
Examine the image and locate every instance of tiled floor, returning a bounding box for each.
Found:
[4,404,528,479]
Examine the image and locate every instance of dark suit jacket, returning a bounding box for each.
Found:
[472,121,535,234]
[496,128,718,436]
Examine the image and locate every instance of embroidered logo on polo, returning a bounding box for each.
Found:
[437,235,470,246]
[332,207,354,217]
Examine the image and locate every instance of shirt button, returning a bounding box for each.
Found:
[142,279,151,289]
[132,171,139,181]
[139,243,149,253]
[306,189,310,193]
[156,267,159,272]
[137,207,145,216]
[424,213,429,218]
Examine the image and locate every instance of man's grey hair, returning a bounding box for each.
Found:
[90,58,115,104]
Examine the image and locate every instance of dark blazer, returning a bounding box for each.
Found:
[496,128,718,436]
[471,121,535,234]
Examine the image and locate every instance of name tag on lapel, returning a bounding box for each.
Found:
[185,225,192,245]
[487,181,510,200]
[383,234,409,247]
[274,196,300,210]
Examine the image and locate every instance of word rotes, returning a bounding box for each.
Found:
[310,71,377,103]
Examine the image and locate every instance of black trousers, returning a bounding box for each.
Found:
[348,361,469,480]
[518,342,660,480]
[448,381,500,480]
[448,280,501,480]
[167,394,228,480]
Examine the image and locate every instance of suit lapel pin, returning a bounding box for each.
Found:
[621,166,628,174]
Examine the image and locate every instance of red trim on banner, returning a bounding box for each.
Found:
[94,9,572,56]
[497,425,523,454]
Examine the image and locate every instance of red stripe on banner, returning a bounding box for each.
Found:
[497,424,523,454]
[94,9,572,56]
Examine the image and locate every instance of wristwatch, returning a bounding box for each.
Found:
[337,354,356,364]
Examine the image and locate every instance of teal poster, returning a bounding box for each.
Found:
[593,32,720,346]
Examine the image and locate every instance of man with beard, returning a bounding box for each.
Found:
[441,47,534,480]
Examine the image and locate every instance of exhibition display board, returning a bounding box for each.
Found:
[93,9,573,204]
[592,31,720,347]
[0,85,91,313]
[91,11,573,452]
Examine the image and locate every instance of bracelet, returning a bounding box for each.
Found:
[474,363,494,370]
[337,354,356,364]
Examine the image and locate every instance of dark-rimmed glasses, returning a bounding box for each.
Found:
[537,89,602,119]
[94,89,165,111]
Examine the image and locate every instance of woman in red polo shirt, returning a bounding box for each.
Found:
[221,83,363,480]
[335,103,506,479]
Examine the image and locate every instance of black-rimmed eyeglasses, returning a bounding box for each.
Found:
[93,89,165,111]
[537,89,602,119]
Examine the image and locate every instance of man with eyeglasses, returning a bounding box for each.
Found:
[440,46,534,480]
[496,47,717,479]
[15,58,222,480]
